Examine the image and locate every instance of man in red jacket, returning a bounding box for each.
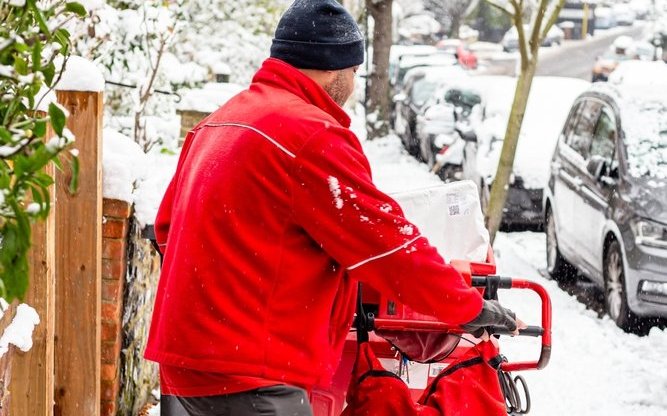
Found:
[146,1,520,415]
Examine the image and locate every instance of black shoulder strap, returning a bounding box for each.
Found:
[421,356,484,403]
[356,282,369,343]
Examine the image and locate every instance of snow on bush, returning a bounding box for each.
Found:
[133,152,179,227]
[177,83,245,114]
[103,129,147,203]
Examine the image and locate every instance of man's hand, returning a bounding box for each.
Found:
[462,300,527,339]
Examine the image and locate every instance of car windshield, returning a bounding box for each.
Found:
[622,98,667,179]
[411,78,440,106]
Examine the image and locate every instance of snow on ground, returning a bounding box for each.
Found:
[495,232,667,415]
[364,130,667,415]
[473,76,589,189]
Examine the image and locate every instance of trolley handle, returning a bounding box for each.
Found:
[487,325,543,337]
[471,275,553,372]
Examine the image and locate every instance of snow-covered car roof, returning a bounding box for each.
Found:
[402,65,468,87]
[607,60,667,89]
[390,44,438,63]
[597,61,667,179]
[398,52,458,68]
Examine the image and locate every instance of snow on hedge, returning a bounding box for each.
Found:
[177,83,245,114]
[133,152,179,227]
[102,129,147,203]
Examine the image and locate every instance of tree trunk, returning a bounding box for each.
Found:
[450,16,461,38]
[485,54,538,243]
[365,0,393,140]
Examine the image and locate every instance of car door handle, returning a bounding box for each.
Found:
[581,186,608,208]
[559,170,582,191]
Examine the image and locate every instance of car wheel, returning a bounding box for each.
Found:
[420,136,435,167]
[545,208,575,281]
[604,240,644,332]
[405,123,420,157]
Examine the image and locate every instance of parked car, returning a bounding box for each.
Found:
[502,25,564,52]
[436,39,479,70]
[389,44,438,88]
[612,3,636,26]
[591,36,635,82]
[461,76,589,228]
[415,80,484,178]
[544,64,667,331]
[595,6,617,30]
[393,66,465,156]
[629,0,651,20]
[391,52,458,90]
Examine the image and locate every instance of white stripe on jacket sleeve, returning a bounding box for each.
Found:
[347,235,423,271]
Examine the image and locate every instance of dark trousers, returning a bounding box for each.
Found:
[161,385,313,416]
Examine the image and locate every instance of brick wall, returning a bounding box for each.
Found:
[101,199,132,416]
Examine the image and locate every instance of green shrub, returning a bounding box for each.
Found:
[0,0,85,301]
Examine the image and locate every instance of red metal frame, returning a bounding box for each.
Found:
[311,251,553,415]
[371,277,553,372]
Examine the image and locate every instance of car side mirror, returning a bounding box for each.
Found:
[393,93,407,103]
[456,128,477,143]
[586,155,608,181]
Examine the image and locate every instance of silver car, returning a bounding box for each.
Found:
[544,82,667,332]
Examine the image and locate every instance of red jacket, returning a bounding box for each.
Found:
[144,58,483,390]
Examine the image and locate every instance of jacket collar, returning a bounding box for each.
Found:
[252,58,352,128]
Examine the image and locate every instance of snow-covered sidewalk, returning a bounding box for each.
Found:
[364,135,667,416]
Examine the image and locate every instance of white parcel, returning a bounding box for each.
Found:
[391,180,490,262]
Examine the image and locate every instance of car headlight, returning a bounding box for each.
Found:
[634,219,667,249]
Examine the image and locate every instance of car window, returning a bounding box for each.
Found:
[410,79,438,106]
[567,100,602,159]
[562,101,582,139]
[590,108,616,162]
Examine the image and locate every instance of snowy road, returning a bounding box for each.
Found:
[364,135,667,416]
[536,24,646,80]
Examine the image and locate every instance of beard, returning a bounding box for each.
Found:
[324,71,352,107]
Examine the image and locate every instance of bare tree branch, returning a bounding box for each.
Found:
[540,0,567,42]
[485,0,513,17]
[513,3,529,69]
[530,0,550,52]
[134,30,170,150]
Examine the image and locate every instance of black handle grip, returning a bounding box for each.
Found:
[488,325,544,337]
[472,276,513,289]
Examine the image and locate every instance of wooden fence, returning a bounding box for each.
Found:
[7,88,104,415]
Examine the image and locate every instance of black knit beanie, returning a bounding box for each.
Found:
[270,0,365,70]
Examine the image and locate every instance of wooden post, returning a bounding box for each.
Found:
[0,302,19,415]
[53,90,103,416]
[9,157,56,415]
